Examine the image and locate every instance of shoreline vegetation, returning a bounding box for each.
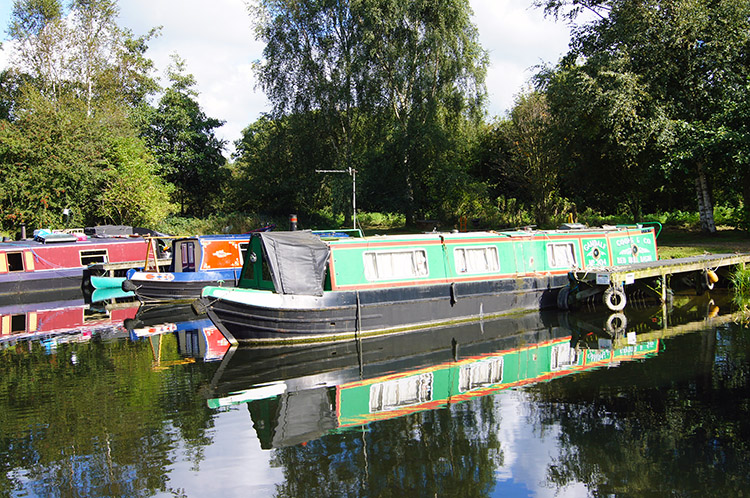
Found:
[144,209,750,257]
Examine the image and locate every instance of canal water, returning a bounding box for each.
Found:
[1,290,749,497]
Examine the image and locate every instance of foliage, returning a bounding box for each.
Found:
[0,87,174,232]
[729,265,750,309]
[141,55,228,217]
[153,212,273,237]
[96,135,176,227]
[251,0,488,225]
[534,0,750,230]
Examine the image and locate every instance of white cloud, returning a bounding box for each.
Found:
[470,0,573,117]
[117,0,269,154]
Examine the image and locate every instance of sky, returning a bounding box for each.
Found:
[0,0,576,155]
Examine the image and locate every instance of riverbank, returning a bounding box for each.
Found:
[657,227,750,259]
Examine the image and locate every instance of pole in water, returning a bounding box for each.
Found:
[289,214,298,231]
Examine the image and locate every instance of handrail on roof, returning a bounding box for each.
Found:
[616,221,662,238]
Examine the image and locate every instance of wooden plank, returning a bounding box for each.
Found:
[574,253,750,285]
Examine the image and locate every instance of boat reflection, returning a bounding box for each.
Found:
[0,289,139,351]
[0,294,231,361]
[124,302,232,362]
[205,291,740,449]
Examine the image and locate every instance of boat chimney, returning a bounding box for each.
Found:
[20,223,26,239]
[289,214,298,231]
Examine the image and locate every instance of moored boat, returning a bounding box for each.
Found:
[122,226,359,303]
[0,226,163,297]
[198,225,658,344]
[122,233,256,302]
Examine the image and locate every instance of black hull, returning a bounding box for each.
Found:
[0,271,84,297]
[205,275,568,344]
[133,280,237,302]
[208,309,563,399]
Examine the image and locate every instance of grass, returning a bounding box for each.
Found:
[656,226,750,259]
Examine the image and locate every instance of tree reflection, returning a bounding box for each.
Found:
[269,395,502,498]
[531,324,750,496]
[0,335,218,497]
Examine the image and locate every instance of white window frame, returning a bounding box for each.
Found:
[551,343,578,371]
[363,249,429,281]
[546,242,577,269]
[80,249,108,266]
[369,372,433,413]
[454,246,500,275]
[459,356,504,392]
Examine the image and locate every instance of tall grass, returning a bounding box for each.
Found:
[729,265,750,310]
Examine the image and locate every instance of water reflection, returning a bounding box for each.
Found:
[0,290,747,496]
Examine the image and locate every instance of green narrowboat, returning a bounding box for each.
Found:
[199,225,657,344]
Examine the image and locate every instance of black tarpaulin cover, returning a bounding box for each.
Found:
[259,231,330,296]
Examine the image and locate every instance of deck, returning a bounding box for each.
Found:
[565,252,750,311]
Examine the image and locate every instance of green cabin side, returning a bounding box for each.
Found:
[336,337,659,427]
[234,227,657,293]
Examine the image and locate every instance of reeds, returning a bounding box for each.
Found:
[729,265,750,310]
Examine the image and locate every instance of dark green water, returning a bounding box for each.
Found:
[1,291,749,497]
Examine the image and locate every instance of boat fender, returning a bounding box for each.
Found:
[122,279,138,292]
[602,286,627,312]
[705,269,718,290]
[192,299,208,315]
[450,282,458,306]
[605,313,627,336]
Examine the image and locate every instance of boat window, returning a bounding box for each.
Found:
[369,373,433,413]
[551,343,577,370]
[11,314,26,333]
[546,243,577,268]
[6,252,24,272]
[454,246,500,274]
[80,249,108,266]
[363,249,429,281]
[459,356,504,392]
[180,242,196,272]
[239,243,249,264]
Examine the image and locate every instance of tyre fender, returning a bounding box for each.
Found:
[602,286,627,311]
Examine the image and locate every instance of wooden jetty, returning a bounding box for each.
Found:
[561,252,750,311]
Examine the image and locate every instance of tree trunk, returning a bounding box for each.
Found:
[695,161,716,233]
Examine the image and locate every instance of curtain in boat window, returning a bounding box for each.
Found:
[363,249,429,281]
[369,373,433,412]
[454,246,500,274]
[547,243,576,268]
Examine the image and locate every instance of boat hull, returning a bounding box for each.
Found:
[127,269,242,302]
[203,274,567,344]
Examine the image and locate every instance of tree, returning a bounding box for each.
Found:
[0,87,175,232]
[505,91,562,227]
[8,0,159,110]
[142,55,227,217]
[535,0,750,231]
[1,0,171,233]
[252,0,487,225]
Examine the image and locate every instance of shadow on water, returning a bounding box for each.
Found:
[1,289,749,496]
